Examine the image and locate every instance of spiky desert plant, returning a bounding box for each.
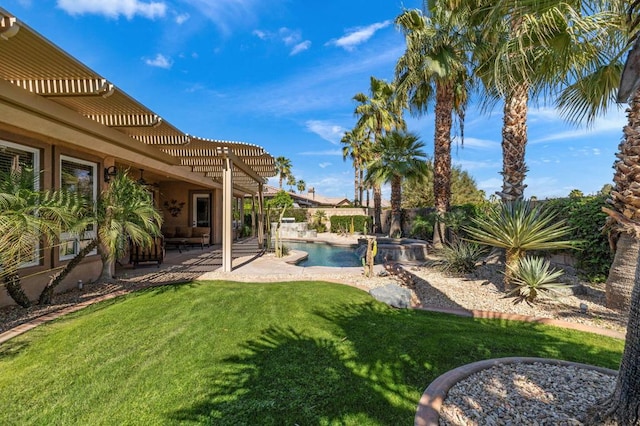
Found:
[439,240,487,275]
[464,199,576,287]
[505,256,566,305]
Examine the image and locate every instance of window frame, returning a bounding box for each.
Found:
[0,140,41,268]
[59,155,98,261]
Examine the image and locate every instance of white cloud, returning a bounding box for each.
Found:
[290,41,311,56]
[453,159,500,171]
[456,137,500,150]
[145,53,173,68]
[183,0,285,34]
[175,12,190,24]
[253,29,267,40]
[529,107,626,144]
[318,162,332,168]
[305,120,346,145]
[253,27,311,56]
[57,0,166,19]
[326,20,392,51]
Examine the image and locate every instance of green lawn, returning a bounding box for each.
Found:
[0,281,624,425]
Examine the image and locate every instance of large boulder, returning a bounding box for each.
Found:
[369,284,412,309]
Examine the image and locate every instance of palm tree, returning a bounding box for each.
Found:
[274,156,292,189]
[38,171,162,304]
[353,76,406,233]
[341,129,368,206]
[365,130,428,238]
[286,174,296,192]
[395,5,471,247]
[0,169,85,307]
[468,1,615,202]
[296,179,306,194]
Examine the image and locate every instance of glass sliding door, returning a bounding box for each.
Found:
[192,193,210,228]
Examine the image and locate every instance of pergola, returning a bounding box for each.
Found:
[0,8,276,271]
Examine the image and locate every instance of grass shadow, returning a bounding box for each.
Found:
[167,323,415,425]
[0,339,29,360]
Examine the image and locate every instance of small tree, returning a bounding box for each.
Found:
[38,171,162,304]
[266,191,293,258]
[365,130,428,238]
[0,169,85,307]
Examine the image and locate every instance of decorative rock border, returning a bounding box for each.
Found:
[414,357,618,426]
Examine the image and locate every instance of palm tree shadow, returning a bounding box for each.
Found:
[167,322,415,425]
[382,261,467,309]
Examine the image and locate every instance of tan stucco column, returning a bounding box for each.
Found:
[251,195,257,237]
[257,183,264,249]
[222,155,233,272]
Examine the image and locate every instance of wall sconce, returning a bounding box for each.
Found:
[104,166,117,182]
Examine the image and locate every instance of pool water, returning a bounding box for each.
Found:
[284,241,361,267]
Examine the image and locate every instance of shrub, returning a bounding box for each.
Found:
[439,241,487,274]
[410,213,436,240]
[506,256,567,305]
[542,196,612,283]
[330,215,369,233]
[288,208,309,223]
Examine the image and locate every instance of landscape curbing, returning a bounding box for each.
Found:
[414,357,619,426]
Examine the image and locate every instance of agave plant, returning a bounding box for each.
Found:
[505,256,567,305]
[439,240,488,275]
[464,199,576,287]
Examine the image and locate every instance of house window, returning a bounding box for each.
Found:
[59,156,97,260]
[0,141,40,267]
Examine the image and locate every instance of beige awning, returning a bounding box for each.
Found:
[0,7,275,194]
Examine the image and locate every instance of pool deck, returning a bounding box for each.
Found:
[198,233,385,280]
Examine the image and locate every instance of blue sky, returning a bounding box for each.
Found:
[4,0,628,200]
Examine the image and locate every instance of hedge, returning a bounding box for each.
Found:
[330,215,370,233]
[543,196,613,283]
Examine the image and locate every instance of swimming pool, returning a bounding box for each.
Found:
[284,241,361,267]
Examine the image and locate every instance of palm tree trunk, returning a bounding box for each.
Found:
[359,168,364,208]
[4,270,31,308]
[373,184,382,234]
[389,176,403,238]
[586,239,640,424]
[354,164,359,205]
[433,81,453,248]
[39,239,98,305]
[605,232,639,311]
[499,83,529,201]
[605,90,640,311]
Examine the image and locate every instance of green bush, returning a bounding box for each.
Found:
[288,208,309,223]
[330,215,369,233]
[543,196,612,283]
[410,213,436,240]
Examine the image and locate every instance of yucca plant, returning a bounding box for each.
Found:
[464,199,576,287]
[439,240,487,275]
[506,256,567,305]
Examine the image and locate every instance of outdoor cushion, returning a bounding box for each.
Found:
[192,227,209,237]
[175,226,193,238]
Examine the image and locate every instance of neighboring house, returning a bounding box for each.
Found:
[263,185,351,208]
[0,9,275,306]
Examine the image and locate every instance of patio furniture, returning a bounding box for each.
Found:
[165,238,188,253]
[129,236,165,268]
[162,226,210,249]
